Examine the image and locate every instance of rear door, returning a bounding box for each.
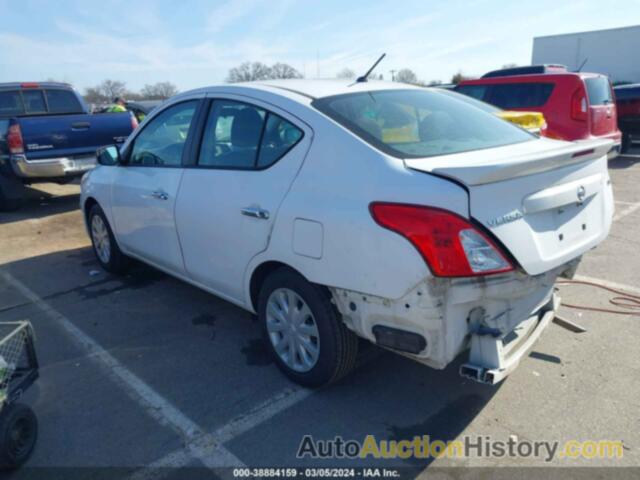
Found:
[405,138,614,275]
[111,99,201,274]
[584,76,617,137]
[175,96,311,303]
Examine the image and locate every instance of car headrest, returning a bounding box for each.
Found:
[231,108,263,147]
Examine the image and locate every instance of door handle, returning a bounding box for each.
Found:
[150,190,169,200]
[241,206,270,220]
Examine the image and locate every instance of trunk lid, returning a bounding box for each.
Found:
[405,137,614,275]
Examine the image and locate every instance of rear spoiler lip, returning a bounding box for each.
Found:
[405,138,613,186]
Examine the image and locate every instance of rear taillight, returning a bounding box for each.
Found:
[370,203,514,277]
[131,114,139,130]
[7,124,24,154]
[571,88,588,121]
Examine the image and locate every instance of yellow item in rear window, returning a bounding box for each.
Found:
[497,111,546,131]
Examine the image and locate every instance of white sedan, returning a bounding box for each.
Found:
[81,80,613,387]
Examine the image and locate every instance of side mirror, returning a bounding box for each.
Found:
[96,145,121,166]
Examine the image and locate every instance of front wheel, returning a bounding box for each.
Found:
[258,268,358,387]
[0,403,37,469]
[88,204,129,273]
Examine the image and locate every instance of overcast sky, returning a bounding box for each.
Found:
[1,0,639,92]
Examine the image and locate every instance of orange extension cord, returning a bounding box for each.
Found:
[556,279,640,315]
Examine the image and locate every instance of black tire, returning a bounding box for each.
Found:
[621,133,631,154]
[258,268,358,387]
[0,403,37,470]
[88,204,129,273]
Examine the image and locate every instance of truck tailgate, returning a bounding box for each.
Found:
[18,112,133,160]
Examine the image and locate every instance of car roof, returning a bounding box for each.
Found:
[174,79,423,105]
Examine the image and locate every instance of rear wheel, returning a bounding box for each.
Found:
[0,403,37,469]
[621,133,631,154]
[258,268,358,387]
[88,204,129,273]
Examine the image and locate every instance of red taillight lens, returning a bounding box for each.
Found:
[7,124,24,154]
[370,203,514,277]
[571,88,588,121]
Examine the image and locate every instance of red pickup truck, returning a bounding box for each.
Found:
[455,65,622,158]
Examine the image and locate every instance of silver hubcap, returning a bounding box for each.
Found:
[91,214,111,264]
[266,288,320,372]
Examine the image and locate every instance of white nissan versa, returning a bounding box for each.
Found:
[80,80,614,387]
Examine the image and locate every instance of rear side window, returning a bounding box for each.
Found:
[0,91,24,116]
[585,77,613,106]
[198,100,303,169]
[313,89,533,159]
[22,90,47,114]
[457,83,554,109]
[484,83,554,109]
[46,89,84,114]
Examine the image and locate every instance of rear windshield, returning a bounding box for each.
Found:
[456,83,555,109]
[585,77,613,105]
[45,89,84,114]
[312,89,533,159]
[0,91,24,116]
[0,88,83,116]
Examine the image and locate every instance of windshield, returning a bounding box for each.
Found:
[312,89,533,159]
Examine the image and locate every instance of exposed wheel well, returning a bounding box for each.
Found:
[83,196,98,222]
[249,261,331,311]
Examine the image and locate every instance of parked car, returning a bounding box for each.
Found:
[437,88,547,135]
[81,80,614,387]
[0,82,137,210]
[455,65,621,157]
[125,100,163,123]
[613,83,640,153]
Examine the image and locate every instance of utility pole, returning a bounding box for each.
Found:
[390,70,396,82]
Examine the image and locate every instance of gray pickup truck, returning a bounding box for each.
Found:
[0,82,136,210]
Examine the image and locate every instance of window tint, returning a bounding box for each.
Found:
[198,100,266,168]
[257,114,303,168]
[585,77,613,106]
[129,101,197,166]
[0,91,23,116]
[46,89,84,114]
[313,89,533,159]
[22,90,46,114]
[485,83,554,109]
[454,85,487,101]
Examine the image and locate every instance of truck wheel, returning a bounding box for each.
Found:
[621,133,631,154]
[88,204,129,273]
[0,403,37,469]
[258,268,358,387]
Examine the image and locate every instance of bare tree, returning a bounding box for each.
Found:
[83,87,108,105]
[336,68,355,79]
[226,62,273,83]
[395,68,418,85]
[100,80,127,100]
[140,82,178,100]
[270,63,303,79]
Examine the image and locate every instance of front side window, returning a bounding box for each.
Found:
[198,100,303,169]
[313,89,533,159]
[129,101,197,166]
[22,90,47,114]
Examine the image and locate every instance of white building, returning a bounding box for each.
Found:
[532,25,640,84]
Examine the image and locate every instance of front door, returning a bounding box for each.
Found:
[175,97,311,303]
[111,100,199,274]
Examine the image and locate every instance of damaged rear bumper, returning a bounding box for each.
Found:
[331,262,576,384]
[459,293,558,384]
